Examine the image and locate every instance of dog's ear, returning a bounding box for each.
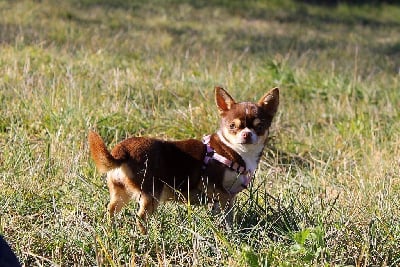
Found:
[258,87,279,116]
[215,86,236,113]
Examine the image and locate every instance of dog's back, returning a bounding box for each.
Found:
[89,131,206,191]
[88,131,210,233]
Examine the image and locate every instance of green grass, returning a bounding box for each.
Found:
[1,0,400,265]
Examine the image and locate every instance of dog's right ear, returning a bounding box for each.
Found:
[215,86,236,113]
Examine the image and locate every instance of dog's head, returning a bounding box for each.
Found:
[215,86,279,151]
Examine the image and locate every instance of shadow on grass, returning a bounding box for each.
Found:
[74,0,400,28]
[3,0,399,65]
[235,189,305,242]
[234,147,316,241]
[296,0,399,5]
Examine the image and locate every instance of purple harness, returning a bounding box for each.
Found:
[202,135,253,193]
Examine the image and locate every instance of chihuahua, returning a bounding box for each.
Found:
[88,86,279,233]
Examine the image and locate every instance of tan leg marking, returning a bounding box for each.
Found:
[136,193,158,234]
[107,178,132,216]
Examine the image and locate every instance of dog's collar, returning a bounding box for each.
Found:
[202,135,253,193]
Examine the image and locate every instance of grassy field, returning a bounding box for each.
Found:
[1,0,400,265]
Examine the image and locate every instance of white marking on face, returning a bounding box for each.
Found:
[218,130,268,174]
[222,126,260,146]
[238,127,257,144]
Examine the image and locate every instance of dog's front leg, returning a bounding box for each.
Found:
[136,193,158,234]
[222,196,236,229]
[211,195,235,230]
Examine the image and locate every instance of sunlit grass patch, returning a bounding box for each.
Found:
[1,0,400,265]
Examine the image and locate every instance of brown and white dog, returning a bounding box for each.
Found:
[88,86,279,234]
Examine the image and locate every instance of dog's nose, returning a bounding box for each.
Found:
[241,131,252,139]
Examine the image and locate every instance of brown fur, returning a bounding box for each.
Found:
[88,86,279,234]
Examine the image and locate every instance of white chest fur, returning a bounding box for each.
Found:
[217,131,264,193]
[222,170,247,194]
[217,131,264,171]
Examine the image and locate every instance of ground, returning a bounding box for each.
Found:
[0,0,399,265]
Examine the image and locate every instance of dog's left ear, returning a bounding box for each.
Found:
[215,86,236,113]
[258,87,279,116]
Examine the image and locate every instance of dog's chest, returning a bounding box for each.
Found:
[222,154,259,194]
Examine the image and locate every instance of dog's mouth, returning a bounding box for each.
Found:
[237,139,255,145]
[237,133,258,145]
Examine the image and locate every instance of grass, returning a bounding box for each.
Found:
[1,0,400,265]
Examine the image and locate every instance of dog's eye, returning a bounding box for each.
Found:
[229,122,236,130]
[255,123,264,131]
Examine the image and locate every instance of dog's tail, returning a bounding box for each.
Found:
[88,130,120,173]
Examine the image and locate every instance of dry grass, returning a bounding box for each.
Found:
[1,0,400,265]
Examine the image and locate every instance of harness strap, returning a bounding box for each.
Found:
[202,135,246,175]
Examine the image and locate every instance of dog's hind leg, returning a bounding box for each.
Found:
[136,193,158,234]
[107,177,132,217]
